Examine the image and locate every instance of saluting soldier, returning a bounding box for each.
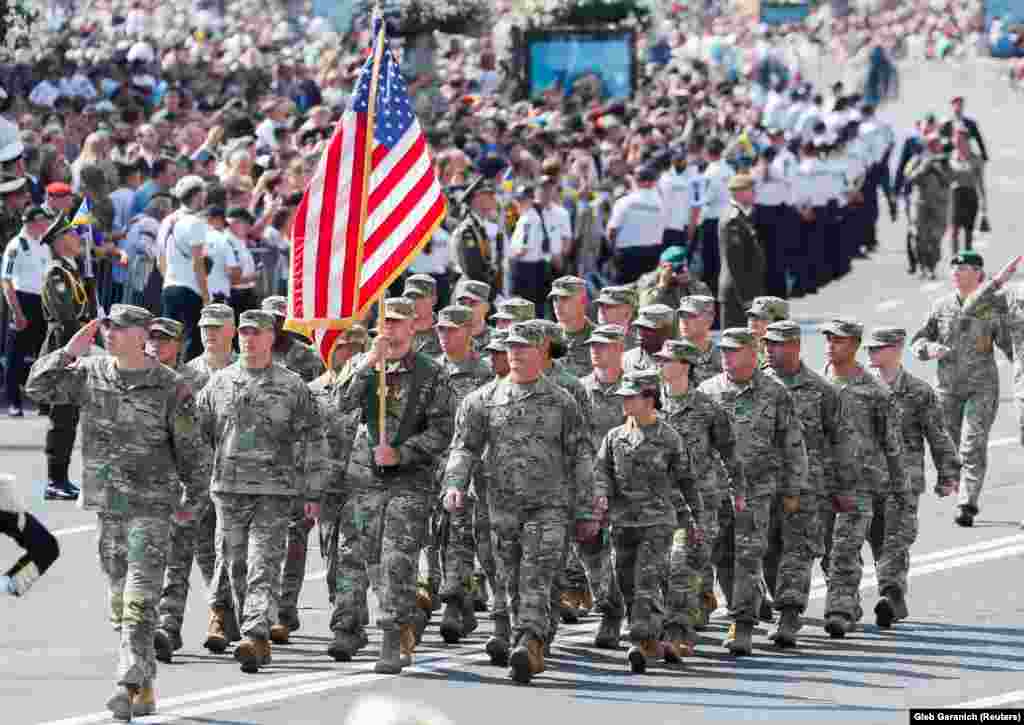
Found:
[452,177,500,299]
[636,246,713,313]
[38,216,91,501]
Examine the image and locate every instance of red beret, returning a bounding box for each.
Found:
[46,182,72,196]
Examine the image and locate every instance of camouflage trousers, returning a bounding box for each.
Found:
[441,491,497,605]
[491,505,567,645]
[330,489,430,632]
[667,502,720,631]
[868,491,917,598]
[822,492,875,621]
[711,494,736,610]
[729,494,773,624]
[278,501,314,618]
[319,493,347,606]
[578,532,620,615]
[763,491,824,613]
[213,492,291,641]
[612,525,672,641]
[97,510,171,688]
[940,389,999,511]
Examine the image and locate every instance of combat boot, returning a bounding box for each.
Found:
[825,613,853,638]
[374,626,404,674]
[486,613,511,666]
[509,637,545,684]
[134,684,156,717]
[326,630,365,662]
[279,609,300,633]
[722,622,737,648]
[269,623,290,644]
[224,605,242,642]
[578,589,594,615]
[235,637,270,673]
[412,607,429,645]
[759,598,775,623]
[662,626,694,663]
[698,591,718,630]
[559,591,579,624]
[106,684,152,721]
[770,607,801,648]
[955,504,977,527]
[473,572,490,612]
[462,596,479,635]
[725,621,754,656]
[204,607,229,654]
[875,590,897,628]
[439,601,464,644]
[154,628,175,664]
[891,589,909,621]
[399,623,417,667]
[593,614,622,649]
[627,639,659,674]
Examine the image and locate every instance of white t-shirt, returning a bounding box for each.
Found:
[607,188,665,249]
[510,204,571,263]
[205,228,240,298]
[1,232,51,295]
[160,209,208,295]
[658,170,692,231]
[232,233,257,290]
[700,160,736,222]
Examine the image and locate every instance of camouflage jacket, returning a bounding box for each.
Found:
[580,372,626,453]
[413,325,443,359]
[334,350,454,493]
[961,279,1024,398]
[879,368,961,494]
[685,339,723,386]
[662,387,747,501]
[26,351,209,514]
[766,363,856,497]
[560,318,596,379]
[196,362,320,500]
[444,375,593,519]
[622,346,658,375]
[911,292,1012,395]
[594,418,701,528]
[822,363,907,494]
[549,360,594,457]
[471,326,492,356]
[437,353,494,485]
[182,351,237,392]
[273,333,326,383]
[309,370,361,496]
[698,368,808,499]
[636,273,713,312]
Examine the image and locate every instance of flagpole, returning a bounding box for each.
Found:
[362,8,389,448]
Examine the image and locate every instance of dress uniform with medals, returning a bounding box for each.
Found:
[452,178,499,300]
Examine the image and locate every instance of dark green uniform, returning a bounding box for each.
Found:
[453,211,497,294]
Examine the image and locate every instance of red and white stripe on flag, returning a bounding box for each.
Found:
[289,20,447,328]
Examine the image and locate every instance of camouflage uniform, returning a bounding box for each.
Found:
[595,286,639,352]
[820,319,906,631]
[490,297,536,329]
[697,329,808,637]
[679,296,723,385]
[904,152,952,274]
[443,322,592,667]
[25,305,209,693]
[195,310,320,668]
[911,261,1012,519]
[866,327,961,613]
[594,370,703,652]
[329,299,454,667]
[762,322,854,618]
[549,276,595,378]
[405,275,444,359]
[623,305,675,374]
[453,279,493,356]
[659,340,747,633]
[637,273,713,339]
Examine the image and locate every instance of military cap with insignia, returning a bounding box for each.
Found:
[102,304,154,329]
[198,303,236,327]
[746,296,790,322]
[485,328,510,353]
[547,275,587,298]
[341,323,370,347]
[654,339,703,364]
[633,303,676,329]
[679,295,716,316]
[821,317,864,338]
[457,175,498,205]
[534,319,566,351]
[865,326,907,348]
[149,317,185,339]
[586,323,627,345]
[951,250,984,268]
[454,279,491,304]
[505,321,545,347]
[615,368,662,396]
[403,273,437,299]
[490,297,536,323]
[261,296,289,317]
[238,309,277,331]
[381,297,415,320]
[718,327,756,349]
[435,305,473,328]
[763,320,802,343]
[596,285,637,307]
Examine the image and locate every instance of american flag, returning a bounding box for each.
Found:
[289,19,447,327]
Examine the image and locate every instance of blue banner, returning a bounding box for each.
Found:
[760,2,810,24]
[526,31,635,100]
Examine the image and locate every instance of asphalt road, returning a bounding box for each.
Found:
[3,59,1024,725]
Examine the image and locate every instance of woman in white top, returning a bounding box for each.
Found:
[226,208,259,317]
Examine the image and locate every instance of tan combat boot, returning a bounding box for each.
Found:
[204,607,229,654]
[269,622,290,644]
[235,637,271,673]
[399,623,417,667]
[135,684,157,716]
[509,637,545,684]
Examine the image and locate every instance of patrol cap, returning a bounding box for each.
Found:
[0,175,27,195]
[505,321,545,347]
[103,304,154,329]
[485,329,509,353]
[679,295,716,316]
[746,296,790,322]
[821,317,864,338]
[238,309,277,331]
[763,320,802,343]
[718,327,756,349]
[22,206,55,224]
[149,317,185,339]
[490,297,536,323]
[261,296,289,317]
[660,246,688,268]
[382,297,415,320]
[403,273,437,299]
[951,250,984,269]
[865,326,907,348]
[435,305,473,328]
[198,303,235,327]
[654,339,702,364]
[595,285,637,307]
[535,319,566,347]
[614,369,662,397]
[632,304,675,330]
[586,323,627,345]
[455,279,491,304]
[727,173,755,192]
[547,275,587,298]
[340,323,369,347]
[226,207,254,225]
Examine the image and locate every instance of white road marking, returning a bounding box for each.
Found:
[952,689,1024,708]
[876,299,905,311]
[53,524,96,538]
[989,436,1019,448]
